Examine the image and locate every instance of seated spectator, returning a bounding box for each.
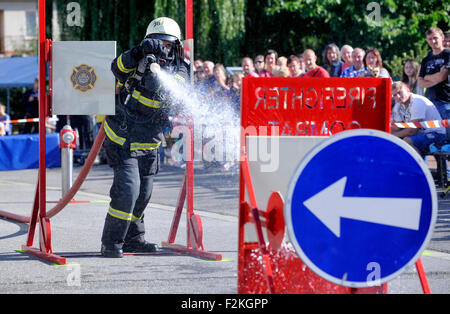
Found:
[199,60,215,95]
[322,43,344,77]
[277,56,287,68]
[0,104,11,135]
[194,59,205,84]
[212,63,230,97]
[444,30,450,48]
[298,53,307,74]
[273,56,289,77]
[21,77,39,134]
[241,57,259,77]
[287,55,305,77]
[391,81,446,155]
[363,48,390,78]
[0,122,5,136]
[340,48,367,78]
[259,49,278,77]
[340,45,353,71]
[254,55,265,75]
[303,49,330,78]
[194,59,203,72]
[194,68,205,84]
[226,72,244,113]
[402,59,423,95]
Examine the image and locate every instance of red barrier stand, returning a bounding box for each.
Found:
[19,0,66,265]
[161,119,222,261]
[0,0,221,265]
[237,76,434,294]
[160,10,221,261]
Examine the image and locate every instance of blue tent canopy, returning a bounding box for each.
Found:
[0,56,38,88]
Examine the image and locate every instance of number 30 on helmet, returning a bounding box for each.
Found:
[145,17,182,43]
[145,17,184,70]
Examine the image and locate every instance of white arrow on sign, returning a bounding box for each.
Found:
[303,177,422,237]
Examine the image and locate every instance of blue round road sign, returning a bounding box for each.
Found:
[285,129,437,287]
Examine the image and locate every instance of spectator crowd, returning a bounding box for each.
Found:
[193,27,450,157]
[0,27,448,163]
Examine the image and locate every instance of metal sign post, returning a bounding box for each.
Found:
[285,129,436,288]
[239,76,392,293]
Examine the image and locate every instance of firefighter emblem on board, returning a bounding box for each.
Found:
[70,64,97,92]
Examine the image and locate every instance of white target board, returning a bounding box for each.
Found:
[245,136,327,241]
[52,41,116,115]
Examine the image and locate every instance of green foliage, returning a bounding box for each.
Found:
[47,0,448,68]
[260,0,449,65]
[52,0,154,54]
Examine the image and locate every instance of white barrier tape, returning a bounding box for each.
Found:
[7,117,59,124]
[391,120,449,129]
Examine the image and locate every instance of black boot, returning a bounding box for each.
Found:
[101,244,124,258]
[122,241,159,253]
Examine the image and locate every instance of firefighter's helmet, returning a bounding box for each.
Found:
[145,17,182,43]
[145,17,184,71]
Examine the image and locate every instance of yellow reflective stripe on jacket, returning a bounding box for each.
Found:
[108,206,132,221]
[130,142,161,151]
[104,120,126,146]
[174,74,186,83]
[117,54,135,74]
[131,90,162,109]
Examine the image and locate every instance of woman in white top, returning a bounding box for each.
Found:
[363,48,390,78]
[402,59,423,95]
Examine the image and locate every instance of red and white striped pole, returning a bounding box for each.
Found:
[38,0,47,223]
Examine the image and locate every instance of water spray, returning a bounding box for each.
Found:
[156,68,241,169]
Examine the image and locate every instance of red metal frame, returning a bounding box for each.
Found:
[415,258,431,294]
[160,1,221,261]
[20,0,66,265]
[185,0,193,40]
[161,119,222,261]
[238,77,394,294]
[240,153,276,293]
[238,77,432,294]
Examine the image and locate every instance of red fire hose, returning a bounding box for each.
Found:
[0,121,106,223]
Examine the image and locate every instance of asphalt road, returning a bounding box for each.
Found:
[0,160,449,294]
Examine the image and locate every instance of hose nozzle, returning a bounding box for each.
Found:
[150,63,161,74]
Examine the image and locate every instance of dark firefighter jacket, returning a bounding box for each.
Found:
[105,47,189,157]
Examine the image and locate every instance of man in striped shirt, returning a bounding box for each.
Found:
[391,81,446,155]
[340,48,367,78]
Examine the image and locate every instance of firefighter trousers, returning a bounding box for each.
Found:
[101,144,159,250]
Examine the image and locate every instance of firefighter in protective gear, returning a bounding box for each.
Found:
[101,17,189,258]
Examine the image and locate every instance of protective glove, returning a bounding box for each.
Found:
[140,38,166,56]
[142,72,162,94]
